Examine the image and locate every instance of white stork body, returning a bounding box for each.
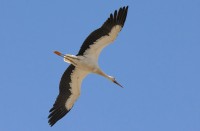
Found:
[48,6,128,126]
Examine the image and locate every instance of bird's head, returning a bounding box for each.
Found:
[108,76,123,88]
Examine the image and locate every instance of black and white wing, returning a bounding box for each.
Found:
[77,6,128,61]
[48,6,128,126]
[48,65,88,126]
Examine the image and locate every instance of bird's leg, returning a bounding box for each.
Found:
[54,51,78,66]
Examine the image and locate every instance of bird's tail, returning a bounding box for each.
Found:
[63,54,71,63]
[64,54,78,65]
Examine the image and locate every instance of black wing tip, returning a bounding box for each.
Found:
[48,65,75,126]
[117,6,129,26]
[48,107,69,127]
[120,6,129,10]
[103,6,129,29]
[114,6,128,12]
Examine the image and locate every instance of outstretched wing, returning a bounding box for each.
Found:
[48,6,128,126]
[48,65,88,126]
[77,6,128,61]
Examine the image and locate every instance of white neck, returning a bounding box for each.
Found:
[96,69,114,82]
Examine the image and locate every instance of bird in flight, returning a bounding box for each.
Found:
[48,6,128,126]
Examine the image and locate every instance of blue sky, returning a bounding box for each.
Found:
[1,0,200,131]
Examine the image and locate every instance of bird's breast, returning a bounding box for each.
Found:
[76,56,98,73]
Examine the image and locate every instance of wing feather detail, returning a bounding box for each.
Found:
[48,65,88,126]
[77,6,128,61]
[48,6,128,127]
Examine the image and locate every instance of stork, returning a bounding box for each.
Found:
[48,6,128,126]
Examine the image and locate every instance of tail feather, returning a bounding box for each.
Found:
[64,54,78,65]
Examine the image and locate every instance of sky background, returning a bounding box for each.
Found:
[1,0,200,131]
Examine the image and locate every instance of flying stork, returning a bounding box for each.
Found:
[48,6,128,126]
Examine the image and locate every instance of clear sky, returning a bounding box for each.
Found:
[1,0,200,131]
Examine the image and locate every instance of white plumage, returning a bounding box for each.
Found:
[83,25,122,62]
[48,6,128,126]
[66,68,88,110]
